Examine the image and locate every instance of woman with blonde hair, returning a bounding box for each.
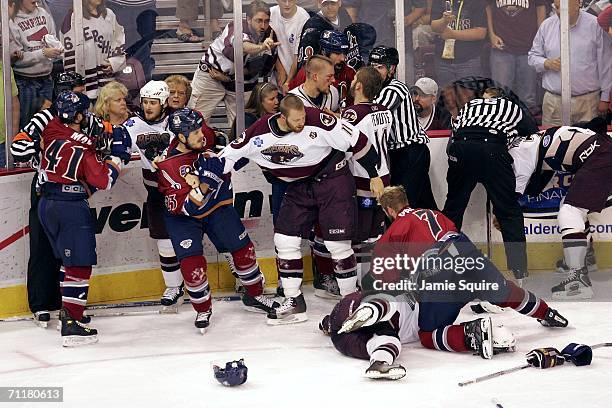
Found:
[93,81,129,125]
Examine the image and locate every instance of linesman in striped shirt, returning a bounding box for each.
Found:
[369,46,438,210]
[442,80,529,283]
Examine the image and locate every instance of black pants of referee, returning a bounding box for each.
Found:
[389,143,438,210]
[27,174,63,313]
[442,140,527,274]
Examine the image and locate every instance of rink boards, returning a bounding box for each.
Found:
[1,134,610,317]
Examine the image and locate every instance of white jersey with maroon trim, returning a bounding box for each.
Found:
[342,103,393,197]
[220,107,372,182]
[288,84,340,112]
[397,300,420,344]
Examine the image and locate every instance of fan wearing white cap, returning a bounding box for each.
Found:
[410,77,451,131]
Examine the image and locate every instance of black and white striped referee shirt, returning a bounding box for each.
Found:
[374,78,429,149]
[453,98,523,145]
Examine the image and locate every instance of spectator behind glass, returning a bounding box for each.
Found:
[93,81,129,125]
[430,0,487,88]
[410,77,451,131]
[61,0,127,101]
[165,74,193,111]
[0,63,20,168]
[344,0,427,84]
[9,0,60,128]
[485,0,547,114]
[176,0,223,42]
[230,82,279,141]
[528,0,612,126]
[303,0,353,32]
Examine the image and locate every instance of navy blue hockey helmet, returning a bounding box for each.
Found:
[368,46,399,67]
[213,359,248,387]
[320,30,350,55]
[55,71,85,95]
[168,108,204,137]
[55,91,91,123]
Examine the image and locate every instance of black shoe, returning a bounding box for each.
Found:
[463,317,493,359]
[195,310,212,333]
[33,311,51,328]
[161,283,184,306]
[551,267,593,300]
[267,293,308,325]
[512,269,529,280]
[60,308,98,347]
[538,308,569,328]
[242,294,280,314]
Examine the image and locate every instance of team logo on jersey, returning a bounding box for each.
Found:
[542,134,552,148]
[233,132,246,144]
[309,131,318,139]
[342,109,358,124]
[180,239,193,249]
[261,145,304,164]
[124,118,135,127]
[64,249,71,258]
[289,33,295,44]
[320,112,335,127]
[253,137,264,147]
[329,228,346,235]
[179,165,191,178]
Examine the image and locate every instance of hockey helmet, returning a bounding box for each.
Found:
[55,91,91,123]
[169,108,204,137]
[140,80,170,105]
[54,71,85,95]
[320,30,350,55]
[368,46,399,67]
[213,359,248,387]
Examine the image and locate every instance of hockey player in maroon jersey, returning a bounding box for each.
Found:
[509,124,612,299]
[289,30,355,108]
[38,91,131,346]
[219,95,383,324]
[329,186,569,372]
[154,108,279,333]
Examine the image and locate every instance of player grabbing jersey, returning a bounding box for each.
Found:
[38,91,131,347]
[155,108,278,333]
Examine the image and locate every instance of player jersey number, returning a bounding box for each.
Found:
[44,139,86,182]
[373,128,389,170]
[165,194,178,212]
[413,209,443,240]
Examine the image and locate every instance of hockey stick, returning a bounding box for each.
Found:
[485,198,492,259]
[458,343,612,387]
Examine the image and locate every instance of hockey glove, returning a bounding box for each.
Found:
[213,359,248,387]
[111,126,133,165]
[214,130,229,152]
[561,343,592,366]
[136,132,170,162]
[526,347,565,369]
[194,155,225,190]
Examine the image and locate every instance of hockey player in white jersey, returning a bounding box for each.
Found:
[509,124,611,299]
[219,95,383,324]
[288,55,340,113]
[122,80,183,311]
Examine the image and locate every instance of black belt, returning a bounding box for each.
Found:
[453,127,507,144]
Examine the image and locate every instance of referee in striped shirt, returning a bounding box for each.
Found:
[369,46,438,210]
[442,80,529,282]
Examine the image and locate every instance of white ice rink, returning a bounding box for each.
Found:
[2,282,612,408]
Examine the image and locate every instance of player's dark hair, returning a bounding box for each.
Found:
[305,55,334,79]
[379,186,410,212]
[246,0,271,18]
[483,87,504,98]
[356,66,384,101]
[83,0,108,19]
[279,95,305,117]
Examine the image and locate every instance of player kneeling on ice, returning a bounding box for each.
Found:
[38,91,131,346]
[154,108,278,333]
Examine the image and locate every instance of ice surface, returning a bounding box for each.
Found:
[1,285,612,408]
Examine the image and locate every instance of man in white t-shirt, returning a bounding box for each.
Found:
[270,0,310,93]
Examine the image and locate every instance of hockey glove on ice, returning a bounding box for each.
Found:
[526,347,565,369]
[561,343,593,366]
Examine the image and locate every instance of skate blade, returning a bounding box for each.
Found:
[314,288,342,300]
[34,320,49,329]
[198,327,207,335]
[338,307,374,334]
[241,305,269,314]
[480,318,494,360]
[552,287,594,300]
[365,367,406,380]
[62,335,99,347]
[160,305,179,314]
[266,313,308,326]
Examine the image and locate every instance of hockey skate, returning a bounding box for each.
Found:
[463,317,493,359]
[267,293,308,325]
[160,284,184,314]
[33,311,50,328]
[364,361,406,380]
[56,312,91,331]
[60,308,98,347]
[313,273,341,300]
[556,244,598,275]
[538,308,569,328]
[492,325,516,354]
[338,304,375,334]
[241,294,280,314]
[551,267,594,300]
[195,310,212,334]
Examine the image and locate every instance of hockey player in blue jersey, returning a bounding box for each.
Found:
[155,108,279,333]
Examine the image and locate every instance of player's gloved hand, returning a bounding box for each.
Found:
[561,343,593,366]
[526,347,565,369]
[214,130,229,152]
[319,315,331,335]
[96,131,113,157]
[194,155,224,190]
[111,126,132,165]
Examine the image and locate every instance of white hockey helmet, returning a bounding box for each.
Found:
[140,80,170,105]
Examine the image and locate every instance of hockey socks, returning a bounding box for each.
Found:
[180,256,211,312]
[158,239,182,288]
[419,325,469,352]
[498,280,548,320]
[61,266,92,320]
[228,242,264,297]
[367,335,401,365]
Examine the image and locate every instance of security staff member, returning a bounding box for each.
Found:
[442,77,531,282]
